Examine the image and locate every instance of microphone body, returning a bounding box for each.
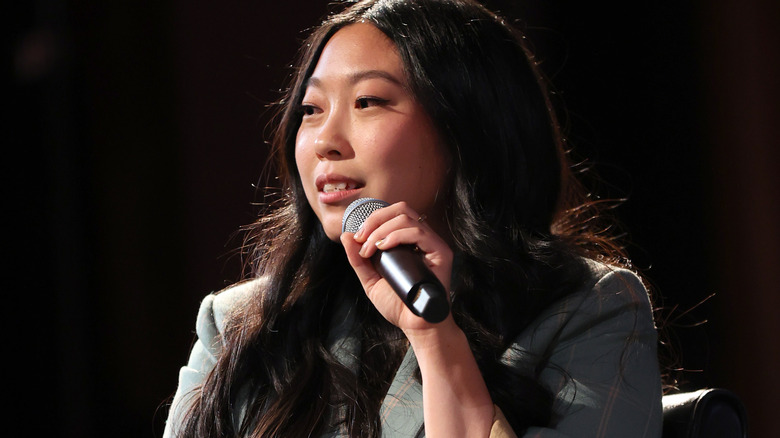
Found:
[342,198,450,323]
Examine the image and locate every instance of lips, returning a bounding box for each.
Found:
[316,174,363,191]
[315,174,364,204]
[322,181,359,193]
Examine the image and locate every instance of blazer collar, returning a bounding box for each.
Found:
[379,347,425,437]
[327,293,425,437]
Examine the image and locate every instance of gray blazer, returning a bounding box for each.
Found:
[163,260,662,437]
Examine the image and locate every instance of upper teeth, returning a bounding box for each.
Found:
[323,182,350,193]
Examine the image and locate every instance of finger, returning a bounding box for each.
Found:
[379,228,454,289]
[340,232,383,289]
[352,201,418,244]
[341,232,410,323]
[374,226,446,261]
[358,213,425,258]
[360,222,454,293]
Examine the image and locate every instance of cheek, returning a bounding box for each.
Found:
[390,118,444,171]
[372,121,448,201]
[362,118,422,160]
[294,133,312,178]
[294,130,305,167]
[294,138,318,202]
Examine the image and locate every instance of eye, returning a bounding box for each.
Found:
[299,104,320,116]
[355,96,389,109]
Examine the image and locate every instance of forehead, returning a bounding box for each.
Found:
[310,22,404,82]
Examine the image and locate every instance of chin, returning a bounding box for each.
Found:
[318,219,344,242]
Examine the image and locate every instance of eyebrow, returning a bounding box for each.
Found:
[306,69,404,89]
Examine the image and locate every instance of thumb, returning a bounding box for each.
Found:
[340,232,383,290]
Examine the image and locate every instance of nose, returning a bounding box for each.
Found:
[313,109,353,160]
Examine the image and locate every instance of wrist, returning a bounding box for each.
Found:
[406,315,495,436]
[403,315,465,355]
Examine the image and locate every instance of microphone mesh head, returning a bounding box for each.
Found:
[342,198,389,233]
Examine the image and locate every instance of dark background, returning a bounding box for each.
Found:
[7,0,778,436]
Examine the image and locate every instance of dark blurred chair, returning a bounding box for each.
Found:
[662,388,748,438]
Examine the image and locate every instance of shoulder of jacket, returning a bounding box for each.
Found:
[501,259,654,367]
[584,259,650,308]
[196,277,267,341]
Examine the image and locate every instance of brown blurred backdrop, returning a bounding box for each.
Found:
[6,0,778,436]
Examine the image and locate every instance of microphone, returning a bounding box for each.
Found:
[342,198,450,323]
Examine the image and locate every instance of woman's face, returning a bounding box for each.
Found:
[295,23,450,241]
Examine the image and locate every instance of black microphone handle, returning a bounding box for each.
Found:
[372,244,450,323]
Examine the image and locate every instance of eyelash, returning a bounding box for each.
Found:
[300,104,317,116]
[356,96,389,109]
[299,96,389,116]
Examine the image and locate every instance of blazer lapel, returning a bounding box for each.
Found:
[327,293,425,436]
[326,293,362,374]
[380,347,425,437]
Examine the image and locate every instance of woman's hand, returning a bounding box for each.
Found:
[340,201,494,437]
[340,201,454,332]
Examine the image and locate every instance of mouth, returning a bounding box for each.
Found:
[316,175,364,204]
[316,174,364,192]
[322,181,360,193]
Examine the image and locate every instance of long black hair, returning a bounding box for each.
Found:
[177,0,633,436]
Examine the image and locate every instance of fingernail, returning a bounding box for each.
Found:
[375,238,385,249]
[353,224,365,240]
[360,241,370,256]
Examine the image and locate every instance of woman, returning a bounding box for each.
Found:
[164,0,662,437]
